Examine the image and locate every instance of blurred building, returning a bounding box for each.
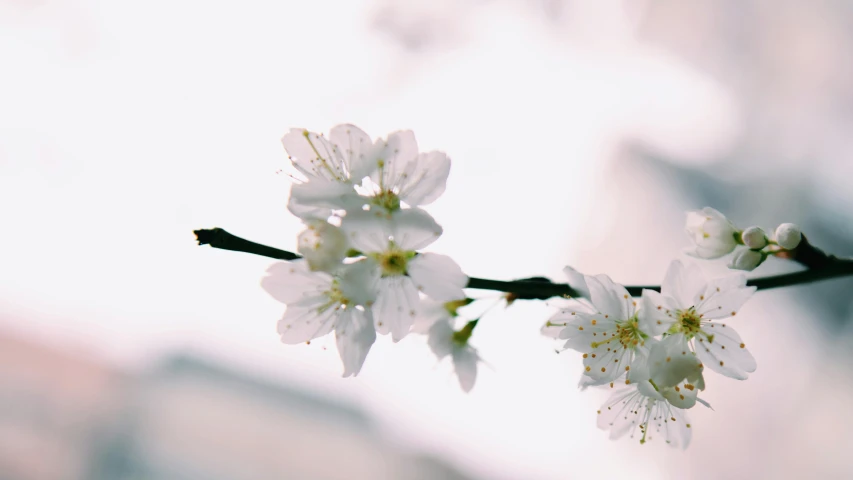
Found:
[0,334,476,480]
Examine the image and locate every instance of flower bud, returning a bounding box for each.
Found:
[728,249,765,271]
[741,226,767,249]
[297,220,348,272]
[685,207,738,259]
[775,223,802,250]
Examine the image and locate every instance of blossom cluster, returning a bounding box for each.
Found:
[542,261,755,448]
[685,207,802,271]
[258,123,800,448]
[261,125,480,389]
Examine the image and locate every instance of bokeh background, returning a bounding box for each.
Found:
[2,0,853,479]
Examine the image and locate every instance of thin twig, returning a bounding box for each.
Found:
[194,228,853,301]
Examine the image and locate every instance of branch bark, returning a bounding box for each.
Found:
[194,228,853,301]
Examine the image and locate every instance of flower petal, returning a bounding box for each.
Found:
[338,259,380,306]
[277,303,337,344]
[282,128,347,182]
[452,347,479,392]
[639,289,679,335]
[340,210,391,253]
[563,266,591,300]
[649,334,701,388]
[335,308,377,377]
[408,253,467,301]
[373,276,420,342]
[661,260,706,308]
[694,324,755,379]
[329,124,377,181]
[586,274,633,320]
[427,319,454,358]
[390,208,443,250]
[369,130,419,190]
[397,150,451,207]
[261,261,332,305]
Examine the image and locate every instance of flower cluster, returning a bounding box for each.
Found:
[262,125,479,386]
[543,260,755,448]
[685,207,802,271]
[247,124,817,448]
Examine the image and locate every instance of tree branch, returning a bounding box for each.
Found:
[194,228,853,300]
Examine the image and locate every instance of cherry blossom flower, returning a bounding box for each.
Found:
[640,260,757,381]
[362,130,451,213]
[427,318,481,392]
[597,380,694,448]
[685,207,739,259]
[261,260,379,377]
[729,248,765,271]
[283,124,380,219]
[341,208,467,342]
[543,273,651,387]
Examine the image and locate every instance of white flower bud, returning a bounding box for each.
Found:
[685,207,738,259]
[728,249,765,271]
[741,226,767,249]
[297,220,349,272]
[775,223,802,250]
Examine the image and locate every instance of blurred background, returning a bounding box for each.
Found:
[2,0,853,478]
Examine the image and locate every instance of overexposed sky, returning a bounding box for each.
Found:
[6,1,831,479]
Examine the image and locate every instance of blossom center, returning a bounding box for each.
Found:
[371,189,401,211]
[376,244,413,276]
[319,281,349,313]
[615,316,645,349]
[676,308,702,337]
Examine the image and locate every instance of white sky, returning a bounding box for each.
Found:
[9,1,847,479]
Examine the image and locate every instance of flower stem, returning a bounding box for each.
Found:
[194,228,853,301]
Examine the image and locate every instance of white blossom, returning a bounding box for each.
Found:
[640,260,757,381]
[685,207,739,259]
[427,318,481,392]
[297,220,349,272]
[543,273,651,387]
[283,125,379,218]
[741,226,767,249]
[775,223,802,250]
[261,260,379,377]
[597,380,694,448]
[362,130,451,212]
[341,208,467,342]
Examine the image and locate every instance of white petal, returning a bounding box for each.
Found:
[597,386,645,438]
[586,274,633,320]
[335,308,377,377]
[390,208,443,250]
[261,261,331,305]
[369,130,419,191]
[338,259,380,306]
[287,196,332,221]
[413,299,450,334]
[583,344,630,385]
[452,347,479,392]
[408,253,467,301]
[282,128,347,182]
[661,260,706,308]
[289,178,364,212]
[694,325,755,379]
[277,303,337,344]
[695,275,755,319]
[427,319,454,358]
[660,380,698,409]
[373,276,420,342]
[639,289,679,335]
[649,334,701,388]
[340,210,392,253]
[397,150,451,207]
[329,124,377,181]
[563,266,590,300]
